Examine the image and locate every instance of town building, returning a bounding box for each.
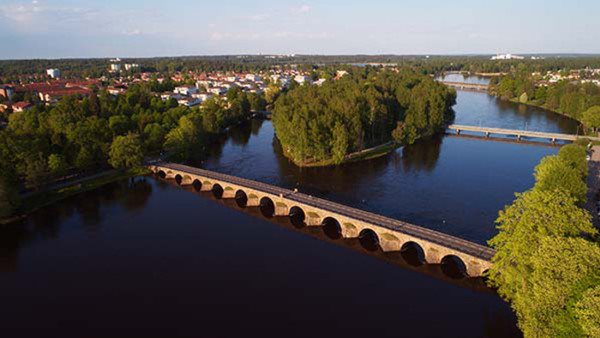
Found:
[110,64,122,72]
[0,85,15,100]
[124,63,140,71]
[46,69,61,78]
[12,101,34,112]
[173,86,199,96]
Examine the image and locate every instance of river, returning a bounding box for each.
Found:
[0,81,579,337]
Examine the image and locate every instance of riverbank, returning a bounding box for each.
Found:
[284,141,399,168]
[0,167,150,225]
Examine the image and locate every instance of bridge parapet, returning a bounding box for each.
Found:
[150,163,494,277]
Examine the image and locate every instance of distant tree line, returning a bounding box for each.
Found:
[0,84,256,219]
[488,143,600,337]
[5,55,600,83]
[272,68,456,165]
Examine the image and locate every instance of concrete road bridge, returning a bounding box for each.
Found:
[439,81,489,92]
[150,162,495,277]
[447,124,600,143]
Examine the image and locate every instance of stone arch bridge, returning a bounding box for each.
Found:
[150,162,495,277]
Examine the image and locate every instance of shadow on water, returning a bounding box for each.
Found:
[0,177,153,272]
[160,176,495,293]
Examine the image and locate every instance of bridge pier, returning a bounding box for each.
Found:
[222,187,236,198]
[466,260,490,278]
[378,233,403,252]
[424,247,443,264]
[274,201,289,216]
[247,194,260,207]
[200,180,212,191]
[305,212,322,226]
[341,222,359,238]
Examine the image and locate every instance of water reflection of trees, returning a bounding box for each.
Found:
[401,135,443,173]
[198,119,264,166]
[0,177,153,272]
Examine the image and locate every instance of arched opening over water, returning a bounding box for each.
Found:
[157,170,166,179]
[235,190,248,208]
[441,255,467,279]
[212,184,224,199]
[289,206,306,228]
[192,179,202,192]
[260,197,275,218]
[175,174,183,185]
[359,229,379,252]
[322,217,342,239]
[400,241,425,266]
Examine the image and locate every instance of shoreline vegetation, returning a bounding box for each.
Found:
[487,143,600,337]
[487,71,600,136]
[273,68,456,167]
[0,167,150,225]
[284,141,398,167]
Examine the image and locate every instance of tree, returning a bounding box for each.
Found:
[533,155,587,204]
[47,153,68,178]
[164,113,205,161]
[574,286,600,338]
[581,106,600,134]
[331,122,349,164]
[24,152,49,189]
[109,133,144,169]
[0,166,20,219]
[392,122,405,143]
[521,237,600,337]
[519,92,528,103]
[558,144,588,178]
[109,115,131,136]
[488,189,595,305]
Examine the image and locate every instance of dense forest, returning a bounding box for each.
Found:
[272,68,456,165]
[488,143,600,337]
[0,84,256,218]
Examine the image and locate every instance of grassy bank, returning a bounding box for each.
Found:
[286,142,399,168]
[1,167,150,225]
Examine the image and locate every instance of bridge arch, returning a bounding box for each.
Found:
[192,179,202,192]
[358,229,379,252]
[289,206,306,228]
[259,197,275,218]
[322,217,342,239]
[235,190,248,208]
[400,241,425,266]
[441,255,467,279]
[175,174,183,185]
[157,170,166,179]
[212,183,224,199]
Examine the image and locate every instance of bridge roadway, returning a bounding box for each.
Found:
[447,124,600,143]
[439,81,489,91]
[151,162,495,277]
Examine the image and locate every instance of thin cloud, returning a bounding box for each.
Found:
[293,5,312,14]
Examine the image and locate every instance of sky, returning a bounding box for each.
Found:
[1,0,599,59]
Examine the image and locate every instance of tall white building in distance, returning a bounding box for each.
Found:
[46,68,60,78]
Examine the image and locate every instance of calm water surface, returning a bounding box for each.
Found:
[0,87,579,337]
